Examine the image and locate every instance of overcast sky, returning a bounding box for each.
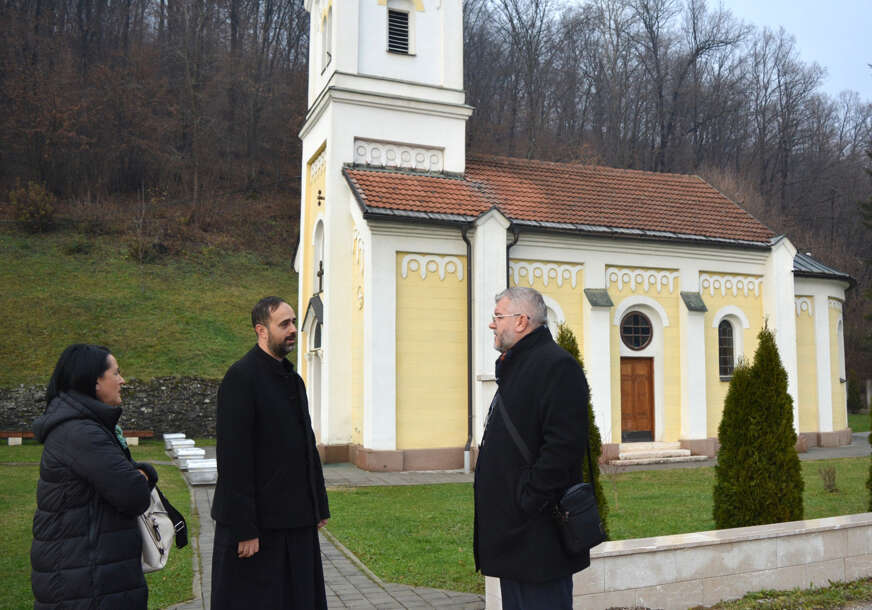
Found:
[719,0,872,102]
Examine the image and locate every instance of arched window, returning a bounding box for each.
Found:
[620,311,652,350]
[718,320,734,378]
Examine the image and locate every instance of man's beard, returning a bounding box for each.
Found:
[268,331,295,358]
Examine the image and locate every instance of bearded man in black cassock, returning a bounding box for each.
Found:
[211,296,330,609]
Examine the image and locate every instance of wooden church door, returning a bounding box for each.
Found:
[620,357,654,442]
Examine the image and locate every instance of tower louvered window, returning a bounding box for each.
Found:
[387,10,409,54]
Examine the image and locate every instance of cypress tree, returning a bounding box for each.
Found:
[555,323,609,539]
[713,325,803,528]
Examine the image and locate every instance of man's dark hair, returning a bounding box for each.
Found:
[251,296,287,328]
[45,344,112,404]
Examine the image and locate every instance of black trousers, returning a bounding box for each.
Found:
[211,524,327,610]
[500,575,573,610]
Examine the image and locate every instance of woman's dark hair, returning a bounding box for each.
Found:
[45,344,112,404]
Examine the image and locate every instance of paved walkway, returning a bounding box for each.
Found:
[169,457,483,609]
[169,435,870,609]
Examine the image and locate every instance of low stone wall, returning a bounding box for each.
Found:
[485,513,872,609]
[0,377,219,437]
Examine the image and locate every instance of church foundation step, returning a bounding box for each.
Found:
[608,455,711,466]
[617,449,691,460]
[618,441,681,451]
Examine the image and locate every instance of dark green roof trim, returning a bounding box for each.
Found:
[681,292,708,312]
[584,288,613,308]
[793,252,855,288]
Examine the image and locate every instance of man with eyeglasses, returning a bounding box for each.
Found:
[474,287,591,609]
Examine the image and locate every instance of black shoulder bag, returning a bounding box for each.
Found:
[495,392,606,555]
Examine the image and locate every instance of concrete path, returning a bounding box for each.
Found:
[169,434,869,609]
[169,462,484,609]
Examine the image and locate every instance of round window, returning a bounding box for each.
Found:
[620,311,652,350]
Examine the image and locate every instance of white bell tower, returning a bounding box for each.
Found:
[296,0,472,453]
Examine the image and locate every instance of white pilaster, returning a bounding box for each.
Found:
[583,260,613,443]
[763,237,799,431]
[813,293,833,433]
[679,269,707,439]
[365,234,398,450]
[472,209,511,444]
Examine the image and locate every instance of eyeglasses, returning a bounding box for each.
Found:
[491,313,525,323]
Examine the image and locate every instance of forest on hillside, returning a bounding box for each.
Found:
[1,0,870,376]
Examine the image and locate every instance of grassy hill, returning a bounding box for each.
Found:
[0,227,298,387]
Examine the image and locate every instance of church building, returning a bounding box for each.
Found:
[294,0,852,470]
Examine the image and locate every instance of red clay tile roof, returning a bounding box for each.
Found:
[343,154,775,245]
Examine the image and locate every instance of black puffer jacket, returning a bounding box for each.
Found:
[31,391,156,610]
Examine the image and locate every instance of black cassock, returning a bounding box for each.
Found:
[211,345,330,609]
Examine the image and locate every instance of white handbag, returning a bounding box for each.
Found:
[138,487,174,573]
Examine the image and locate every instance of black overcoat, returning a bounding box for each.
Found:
[211,345,329,543]
[31,391,156,610]
[474,325,591,583]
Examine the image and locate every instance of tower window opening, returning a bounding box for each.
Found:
[387,9,409,54]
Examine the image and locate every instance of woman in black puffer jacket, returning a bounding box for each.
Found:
[31,344,157,609]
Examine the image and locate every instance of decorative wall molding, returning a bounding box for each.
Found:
[352,228,365,267]
[509,261,584,289]
[400,254,464,281]
[309,150,326,178]
[795,297,813,317]
[354,138,444,172]
[699,273,762,298]
[829,299,843,313]
[607,267,679,294]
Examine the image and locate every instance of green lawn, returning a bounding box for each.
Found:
[0,440,197,609]
[325,457,871,595]
[0,227,297,387]
[849,412,870,433]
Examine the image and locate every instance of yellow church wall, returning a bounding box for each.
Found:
[299,144,326,385]
[350,233,364,445]
[830,301,847,431]
[606,267,681,443]
[794,298,818,433]
[395,253,468,449]
[701,273,763,438]
[508,259,585,353]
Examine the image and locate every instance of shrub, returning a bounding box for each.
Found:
[713,325,803,528]
[9,181,56,232]
[555,323,610,539]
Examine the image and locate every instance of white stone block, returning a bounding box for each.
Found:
[805,558,845,587]
[846,526,872,557]
[635,580,704,610]
[167,439,195,452]
[777,530,846,567]
[572,560,605,595]
[846,554,872,580]
[604,549,678,590]
[172,445,203,458]
[674,538,777,580]
[7,436,22,446]
[186,469,217,485]
[573,589,635,610]
[163,433,186,449]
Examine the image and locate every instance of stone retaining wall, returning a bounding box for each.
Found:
[0,377,219,437]
[485,513,872,609]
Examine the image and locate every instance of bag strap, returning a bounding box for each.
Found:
[496,390,597,484]
[495,391,531,464]
[156,487,188,549]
